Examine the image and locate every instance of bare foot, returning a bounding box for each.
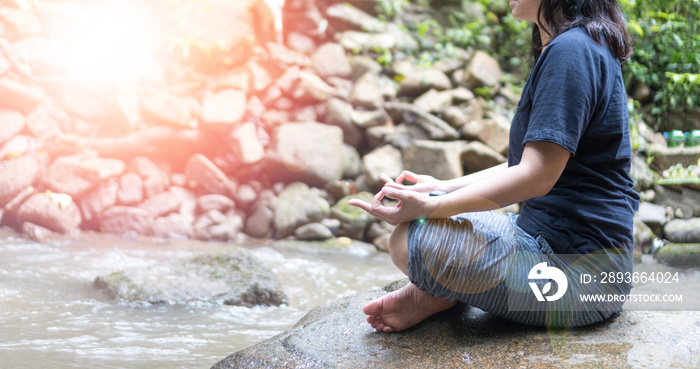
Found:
[363,283,457,333]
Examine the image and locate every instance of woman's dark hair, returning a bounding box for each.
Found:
[531,0,633,63]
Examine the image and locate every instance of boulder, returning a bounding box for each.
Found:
[664,218,700,244]
[196,194,235,215]
[402,140,463,180]
[655,244,700,268]
[227,122,265,165]
[401,104,459,141]
[94,248,286,307]
[16,192,82,233]
[341,144,363,180]
[1,185,34,228]
[397,69,451,97]
[463,50,503,90]
[79,178,118,226]
[265,122,345,187]
[461,115,510,155]
[212,280,700,369]
[199,89,247,129]
[273,182,331,239]
[244,205,274,239]
[636,201,667,230]
[99,206,153,236]
[361,145,403,188]
[185,154,237,196]
[152,213,195,240]
[42,155,126,198]
[126,156,170,199]
[0,155,39,206]
[325,3,385,33]
[311,43,352,78]
[138,187,189,218]
[116,172,144,206]
[461,141,507,174]
[324,98,364,147]
[294,222,334,241]
[330,192,376,240]
[292,71,339,102]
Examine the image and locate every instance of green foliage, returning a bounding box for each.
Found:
[621,0,700,130]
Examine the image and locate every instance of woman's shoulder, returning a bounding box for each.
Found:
[548,27,610,56]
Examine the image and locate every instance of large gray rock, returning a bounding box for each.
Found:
[16,192,82,233]
[330,192,376,240]
[664,218,700,243]
[227,121,265,165]
[402,140,463,180]
[265,122,345,187]
[127,156,170,199]
[397,69,452,97]
[212,280,700,369]
[463,50,503,90]
[79,178,119,226]
[273,182,331,239]
[94,248,286,307]
[461,114,510,155]
[99,206,153,236]
[388,102,459,141]
[461,141,507,174]
[199,89,247,129]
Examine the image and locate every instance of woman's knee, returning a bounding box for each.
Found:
[388,222,410,255]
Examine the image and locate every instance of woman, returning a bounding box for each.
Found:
[349,0,639,332]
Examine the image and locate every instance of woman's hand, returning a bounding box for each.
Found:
[383,170,441,193]
[348,185,439,225]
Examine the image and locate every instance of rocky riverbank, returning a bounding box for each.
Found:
[212,279,700,369]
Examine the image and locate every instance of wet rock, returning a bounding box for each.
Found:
[244,205,274,239]
[463,50,503,90]
[655,244,700,268]
[636,201,667,231]
[199,89,247,129]
[294,222,334,241]
[402,140,463,180]
[79,178,118,227]
[116,173,144,206]
[311,43,352,78]
[265,122,345,187]
[664,218,700,243]
[16,192,82,233]
[99,206,153,236]
[141,94,199,128]
[361,145,403,188]
[212,280,700,369]
[273,182,330,239]
[330,192,376,240]
[227,122,265,165]
[94,248,286,307]
[461,141,507,174]
[185,154,237,196]
[0,109,25,145]
[398,69,451,97]
[0,155,39,206]
[0,76,45,113]
[21,222,54,243]
[43,155,125,198]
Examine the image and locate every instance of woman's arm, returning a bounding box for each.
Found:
[349,141,570,225]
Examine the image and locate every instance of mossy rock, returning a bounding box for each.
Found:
[94,247,287,306]
[330,192,375,223]
[654,243,700,268]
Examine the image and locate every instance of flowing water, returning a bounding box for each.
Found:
[0,229,404,369]
[1,228,699,369]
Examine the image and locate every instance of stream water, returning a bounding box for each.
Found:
[0,229,404,369]
[1,228,698,368]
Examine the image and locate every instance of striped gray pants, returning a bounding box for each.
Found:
[407,211,626,327]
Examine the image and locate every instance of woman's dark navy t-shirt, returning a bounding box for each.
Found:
[508,27,640,255]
